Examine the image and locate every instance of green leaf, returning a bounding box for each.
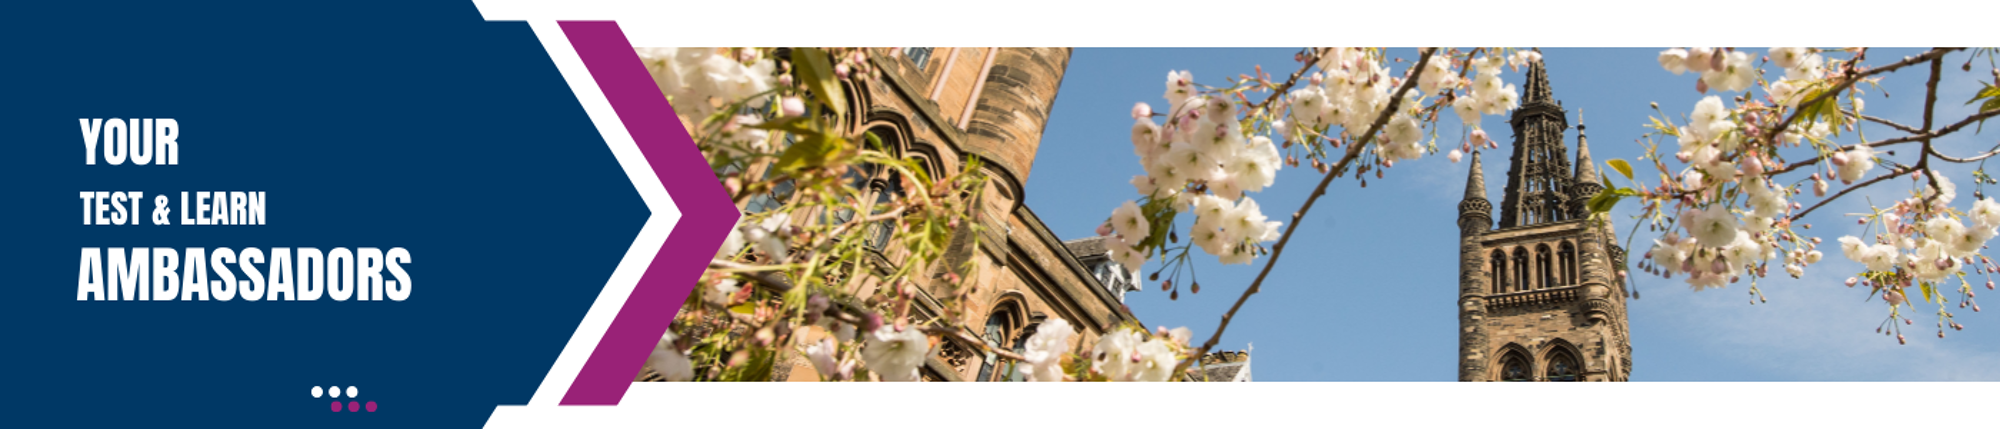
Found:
[1921,283,1936,304]
[1966,83,2000,106]
[1607,159,1635,181]
[1586,186,1635,215]
[1972,83,2000,132]
[790,47,846,119]
[771,134,846,175]
[728,302,756,315]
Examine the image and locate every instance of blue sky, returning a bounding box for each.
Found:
[1021,48,2000,381]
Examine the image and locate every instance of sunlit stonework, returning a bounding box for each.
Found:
[1458,61,1632,382]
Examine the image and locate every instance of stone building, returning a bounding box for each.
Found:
[1455,60,1632,382]
[660,47,1161,381]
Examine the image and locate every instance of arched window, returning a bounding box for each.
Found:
[1511,249,1529,294]
[824,127,908,251]
[1490,250,1509,293]
[1546,348,1580,381]
[1559,241,1578,286]
[1535,244,1554,290]
[1499,350,1533,382]
[976,303,1020,381]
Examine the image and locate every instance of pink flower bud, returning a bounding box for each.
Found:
[1096,224,1112,236]
[1132,102,1153,119]
[1449,150,1464,163]
[863,313,884,332]
[1831,153,1849,166]
[779,74,794,87]
[834,64,851,79]
[1470,129,1489,145]
[1846,277,1859,287]
[1677,152,1693,163]
[780,96,806,117]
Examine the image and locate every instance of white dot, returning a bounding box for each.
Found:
[329,386,342,398]
[346,386,358,398]
[311,386,323,398]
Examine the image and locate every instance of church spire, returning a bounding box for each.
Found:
[1498,55,1573,227]
[1523,53,1555,106]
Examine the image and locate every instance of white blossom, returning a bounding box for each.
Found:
[1687,205,1740,247]
[1836,145,1876,183]
[1788,54,1826,82]
[1452,96,1481,126]
[1021,319,1075,382]
[647,331,694,382]
[1092,329,1141,381]
[1686,48,1716,74]
[861,326,931,382]
[1165,70,1196,109]
[741,212,792,261]
[1970,198,2000,229]
[1768,47,1809,69]
[1131,339,1179,382]
[636,47,777,120]
[804,338,843,380]
[1659,48,1690,75]
[1110,200,1151,244]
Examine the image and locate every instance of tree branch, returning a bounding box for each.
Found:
[1765,108,2000,176]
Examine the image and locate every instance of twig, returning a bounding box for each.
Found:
[1793,166,1917,221]
[1845,110,1925,134]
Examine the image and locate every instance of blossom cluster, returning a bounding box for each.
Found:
[636,47,777,121]
[648,316,1195,382]
[1634,48,1992,338]
[1102,48,1525,290]
[1106,69,1288,271]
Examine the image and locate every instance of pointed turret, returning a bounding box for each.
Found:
[1465,151,1488,201]
[1458,151,1493,235]
[1569,115,1605,218]
[1573,115,1599,185]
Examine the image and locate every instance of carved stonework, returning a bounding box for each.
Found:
[938,338,974,372]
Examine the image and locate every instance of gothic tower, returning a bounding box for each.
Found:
[1456,58,1632,382]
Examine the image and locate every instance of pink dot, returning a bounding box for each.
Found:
[331,401,342,412]
[365,401,377,412]
[348,401,360,412]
